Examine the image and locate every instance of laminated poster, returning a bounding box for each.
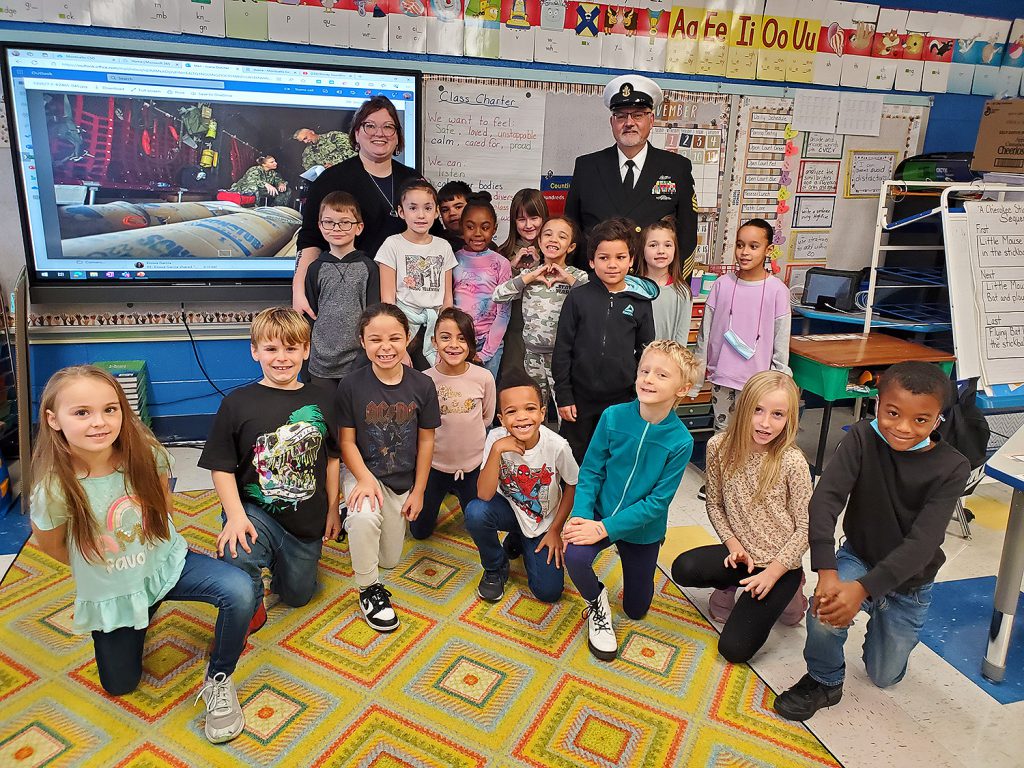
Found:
[0,0,43,22]
[180,0,226,37]
[267,0,311,44]
[695,3,730,78]
[388,0,427,53]
[91,0,136,28]
[755,0,794,83]
[137,0,181,34]
[971,18,1012,97]
[725,1,761,81]
[41,0,91,24]
[309,0,352,49]
[349,0,389,52]
[464,0,500,58]
[500,0,538,62]
[921,11,958,94]
[838,4,877,89]
[995,19,1024,98]
[426,0,464,56]
[665,2,701,75]
[534,0,567,64]
[225,0,269,40]
[893,10,930,92]
[865,8,907,91]
[633,0,668,73]
[566,0,603,68]
[601,3,637,70]
[947,15,984,95]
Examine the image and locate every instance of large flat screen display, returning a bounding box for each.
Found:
[3,46,420,302]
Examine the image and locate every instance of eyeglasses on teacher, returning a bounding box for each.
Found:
[359,122,398,137]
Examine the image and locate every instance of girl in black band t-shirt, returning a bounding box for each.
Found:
[336,303,441,632]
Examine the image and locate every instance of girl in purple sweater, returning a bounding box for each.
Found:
[453,194,512,380]
[694,218,792,434]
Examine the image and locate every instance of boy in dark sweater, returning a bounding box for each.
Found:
[552,217,657,464]
[304,191,380,391]
[774,361,970,721]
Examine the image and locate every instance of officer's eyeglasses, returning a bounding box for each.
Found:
[319,219,361,231]
[612,110,652,123]
[359,122,398,137]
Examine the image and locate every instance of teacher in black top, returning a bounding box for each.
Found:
[292,95,423,318]
[564,74,699,280]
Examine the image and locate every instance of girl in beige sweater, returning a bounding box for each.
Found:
[671,371,810,663]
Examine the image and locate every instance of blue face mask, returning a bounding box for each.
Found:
[870,418,931,451]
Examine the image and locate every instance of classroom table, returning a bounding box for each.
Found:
[789,333,956,478]
[981,424,1024,683]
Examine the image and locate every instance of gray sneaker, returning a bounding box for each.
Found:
[195,672,245,743]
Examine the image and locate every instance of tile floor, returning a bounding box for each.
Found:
[3,406,1023,767]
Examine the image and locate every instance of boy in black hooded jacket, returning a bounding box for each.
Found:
[553,217,658,464]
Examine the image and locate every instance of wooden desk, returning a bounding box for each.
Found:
[789,333,956,477]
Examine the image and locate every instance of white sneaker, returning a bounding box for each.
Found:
[359,583,400,632]
[194,672,245,744]
[584,587,617,661]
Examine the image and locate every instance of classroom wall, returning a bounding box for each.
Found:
[1,0,1011,431]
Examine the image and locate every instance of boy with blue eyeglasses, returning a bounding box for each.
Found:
[774,361,969,721]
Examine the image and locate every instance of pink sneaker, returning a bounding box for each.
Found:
[778,572,808,627]
[708,587,737,623]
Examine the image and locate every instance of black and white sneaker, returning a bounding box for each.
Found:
[359,583,399,632]
[697,485,707,501]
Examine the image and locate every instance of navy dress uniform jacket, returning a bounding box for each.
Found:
[564,143,698,278]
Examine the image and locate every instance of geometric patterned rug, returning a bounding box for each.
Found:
[0,490,842,767]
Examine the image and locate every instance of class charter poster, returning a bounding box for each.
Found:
[422,82,544,242]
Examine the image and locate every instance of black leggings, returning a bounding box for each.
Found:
[671,544,802,663]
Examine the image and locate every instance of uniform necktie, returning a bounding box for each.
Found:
[623,159,635,190]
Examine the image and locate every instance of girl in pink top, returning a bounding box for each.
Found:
[694,218,792,433]
[454,194,513,380]
[413,307,496,540]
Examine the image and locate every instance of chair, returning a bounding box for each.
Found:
[952,464,987,540]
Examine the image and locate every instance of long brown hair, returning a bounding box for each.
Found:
[34,366,171,562]
[637,217,690,298]
[718,371,801,498]
[499,188,548,259]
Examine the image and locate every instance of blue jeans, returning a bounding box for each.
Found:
[410,467,480,540]
[220,502,323,609]
[482,341,504,382]
[804,542,933,688]
[464,494,564,603]
[564,537,662,620]
[92,549,255,695]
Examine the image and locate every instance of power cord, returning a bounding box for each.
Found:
[181,303,235,398]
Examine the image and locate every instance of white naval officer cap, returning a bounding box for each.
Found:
[603,74,663,112]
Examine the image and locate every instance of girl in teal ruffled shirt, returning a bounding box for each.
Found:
[30,366,255,745]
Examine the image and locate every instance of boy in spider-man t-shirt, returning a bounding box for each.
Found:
[464,373,579,604]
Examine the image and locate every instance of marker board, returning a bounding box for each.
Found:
[941,190,1024,388]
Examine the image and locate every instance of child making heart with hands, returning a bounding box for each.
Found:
[493,216,588,411]
[498,188,549,382]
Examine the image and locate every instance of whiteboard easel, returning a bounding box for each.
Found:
[940,184,1024,389]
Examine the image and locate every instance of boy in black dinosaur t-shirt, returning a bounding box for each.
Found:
[200,308,341,635]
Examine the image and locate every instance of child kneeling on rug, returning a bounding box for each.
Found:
[774,361,970,721]
[671,371,810,664]
[464,372,579,603]
[336,303,441,632]
[200,308,342,635]
[31,365,254,744]
[562,340,700,661]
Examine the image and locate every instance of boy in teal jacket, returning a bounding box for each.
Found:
[562,340,700,661]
